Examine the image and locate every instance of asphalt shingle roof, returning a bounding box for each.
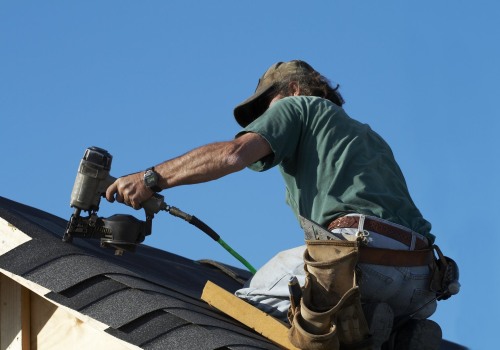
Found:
[0,196,281,350]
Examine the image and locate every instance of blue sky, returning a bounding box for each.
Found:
[1,1,498,348]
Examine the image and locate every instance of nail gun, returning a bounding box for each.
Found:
[62,146,256,272]
[62,146,166,254]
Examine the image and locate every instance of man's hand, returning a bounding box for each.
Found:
[105,172,154,210]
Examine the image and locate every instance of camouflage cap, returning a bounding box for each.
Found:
[233,60,315,127]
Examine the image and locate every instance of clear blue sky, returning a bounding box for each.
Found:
[1,2,498,348]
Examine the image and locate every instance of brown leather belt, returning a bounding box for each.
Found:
[327,216,428,250]
[358,246,434,266]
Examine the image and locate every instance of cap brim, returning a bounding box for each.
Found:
[233,83,275,127]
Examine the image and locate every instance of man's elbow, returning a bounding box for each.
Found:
[224,133,271,171]
[225,150,249,172]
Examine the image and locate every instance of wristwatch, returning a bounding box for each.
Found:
[143,167,162,192]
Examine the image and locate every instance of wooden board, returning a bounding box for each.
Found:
[0,217,31,256]
[30,292,140,350]
[201,280,300,350]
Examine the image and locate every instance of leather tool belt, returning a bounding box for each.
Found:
[328,215,428,249]
[358,246,434,266]
[328,215,433,267]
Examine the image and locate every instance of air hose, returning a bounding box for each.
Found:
[162,205,257,274]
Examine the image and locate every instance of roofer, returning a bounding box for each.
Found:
[106,60,446,349]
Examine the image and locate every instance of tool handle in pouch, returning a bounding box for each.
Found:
[288,276,302,311]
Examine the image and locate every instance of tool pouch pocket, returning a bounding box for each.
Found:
[429,245,460,300]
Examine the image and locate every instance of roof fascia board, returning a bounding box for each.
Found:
[0,270,142,350]
[30,291,141,350]
[0,267,108,331]
[0,217,31,256]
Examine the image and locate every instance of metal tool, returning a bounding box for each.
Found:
[63,146,256,273]
[62,146,165,254]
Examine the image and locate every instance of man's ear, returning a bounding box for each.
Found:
[290,82,301,96]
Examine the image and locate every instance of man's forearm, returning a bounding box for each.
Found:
[154,132,271,189]
[154,142,244,188]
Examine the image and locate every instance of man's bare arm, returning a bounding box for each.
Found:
[156,132,271,186]
[105,132,271,209]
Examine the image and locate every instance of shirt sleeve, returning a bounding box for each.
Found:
[236,97,304,172]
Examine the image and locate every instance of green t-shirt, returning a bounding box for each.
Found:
[239,96,433,242]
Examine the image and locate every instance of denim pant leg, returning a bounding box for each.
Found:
[357,263,437,319]
[235,245,307,322]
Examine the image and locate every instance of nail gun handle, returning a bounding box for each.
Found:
[105,175,166,215]
[102,175,117,193]
[142,193,166,215]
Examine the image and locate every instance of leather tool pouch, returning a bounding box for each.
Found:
[429,245,460,300]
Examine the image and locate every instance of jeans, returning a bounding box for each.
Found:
[235,214,437,322]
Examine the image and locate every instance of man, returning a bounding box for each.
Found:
[106,60,441,349]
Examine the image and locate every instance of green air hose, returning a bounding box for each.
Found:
[164,206,257,274]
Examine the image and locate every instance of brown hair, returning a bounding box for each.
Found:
[274,60,345,106]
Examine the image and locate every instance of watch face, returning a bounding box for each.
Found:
[144,170,158,187]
